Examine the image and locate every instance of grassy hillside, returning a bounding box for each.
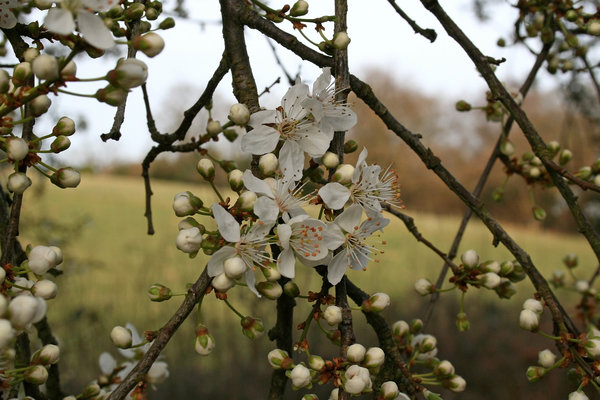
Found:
[18,173,595,399]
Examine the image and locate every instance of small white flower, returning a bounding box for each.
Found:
[175,227,203,254]
[290,364,311,388]
[44,0,115,49]
[28,245,60,274]
[147,361,169,384]
[323,305,342,326]
[538,349,556,368]
[344,365,371,394]
[461,249,479,269]
[7,172,32,194]
[414,278,434,296]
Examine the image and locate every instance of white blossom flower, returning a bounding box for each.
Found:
[0,0,21,29]
[243,82,330,181]
[147,361,169,385]
[44,0,115,50]
[569,391,590,400]
[276,215,328,278]
[323,305,342,326]
[207,204,275,296]
[175,227,203,254]
[538,349,556,368]
[28,245,61,274]
[242,170,308,222]
[319,148,401,213]
[323,204,389,285]
[344,365,371,394]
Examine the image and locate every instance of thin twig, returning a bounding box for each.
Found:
[387,0,437,42]
[265,37,296,86]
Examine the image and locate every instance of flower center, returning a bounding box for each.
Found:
[278,119,297,139]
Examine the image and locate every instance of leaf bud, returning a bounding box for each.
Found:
[147,283,173,302]
[343,139,358,153]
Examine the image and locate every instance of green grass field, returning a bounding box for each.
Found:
[17,173,596,399]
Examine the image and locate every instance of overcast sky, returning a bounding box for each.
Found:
[42,0,555,167]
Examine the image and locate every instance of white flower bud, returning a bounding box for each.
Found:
[50,136,71,153]
[412,334,437,353]
[32,280,58,300]
[519,309,539,331]
[7,172,32,194]
[587,21,600,36]
[538,349,556,368]
[28,245,60,274]
[32,54,59,81]
[0,69,9,93]
[49,246,63,266]
[323,305,343,325]
[344,365,370,394]
[206,120,221,136]
[173,192,202,217]
[197,158,215,181]
[363,347,385,368]
[31,94,51,116]
[108,59,148,89]
[61,60,77,77]
[259,153,279,176]
[332,164,354,184]
[23,48,39,62]
[13,62,32,85]
[523,298,544,315]
[347,343,366,363]
[34,344,60,365]
[332,32,351,50]
[9,295,38,329]
[328,388,339,400]
[194,324,215,356]
[481,260,501,273]
[24,364,48,384]
[175,227,203,254]
[569,391,590,400]
[5,137,29,161]
[435,360,455,376]
[392,320,409,337]
[380,381,399,400]
[290,364,311,388]
[237,191,257,212]
[414,278,434,296]
[132,32,165,57]
[321,152,339,169]
[53,116,76,136]
[267,348,291,369]
[147,361,169,384]
[228,169,244,192]
[447,375,466,392]
[361,292,390,312]
[224,256,247,280]
[50,167,81,188]
[211,272,235,292]
[255,281,283,299]
[461,249,479,269]
[586,338,600,358]
[110,326,132,348]
[308,354,324,371]
[478,272,501,289]
[290,0,309,16]
[575,280,590,293]
[0,319,14,348]
[229,103,250,126]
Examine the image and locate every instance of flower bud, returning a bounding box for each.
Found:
[159,17,175,30]
[52,116,76,136]
[241,316,264,340]
[361,292,390,312]
[328,388,339,400]
[563,253,578,268]
[547,140,560,157]
[363,347,384,368]
[526,365,545,382]
[414,278,434,296]
[500,139,514,156]
[132,32,165,57]
[147,283,173,302]
[23,48,39,62]
[323,305,342,326]
[559,149,572,165]
[206,119,221,137]
[50,167,81,189]
[460,249,479,269]
[290,0,308,16]
[261,264,281,282]
[347,343,366,363]
[172,191,203,217]
[268,348,293,369]
[229,103,250,125]
[332,32,350,50]
[28,245,60,274]
[0,69,9,93]
[31,94,51,116]
[96,85,128,106]
[576,166,592,180]
[332,164,354,184]
[523,298,543,314]
[321,152,339,169]
[24,365,48,384]
[223,256,247,280]
[110,326,132,348]
[478,272,501,289]
[519,309,539,331]
[532,205,546,221]
[197,158,215,181]
[344,365,370,394]
[434,360,455,377]
[302,395,318,400]
[211,272,235,292]
[5,137,29,161]
[32,54,59,81]
[32,344,59,365]
[258,153,279,177]
[283,281,300,297]
[326,329,341,345]
[289,364,311,389]
[308,354,324,371]
[13,62,32,86]
[255,281,283,300]
[61,59,77,78]
[456,311,470,331]
[237,191,257,212]
[7,172,32,194]
[499,260,514,275]
[176,227,203,254]
[409,318,423,333]
[343,140,358,154]
[423,390,443,400]
[455,100,471,111]
[538,349,556,368]
[550,270,565,287]
[50,135,71,153]
[124,2,144,19]
[445,375,466,392]
[569,391,590,400]
[31,280,58,300]
[228,169,244,192]
[147,361,169,384]
[107,58,148,89]
[392,320,409,339]
[81,383,101,398]
[417,335,436,353]
[0,319,14,348]
[380,381,399,400]
[575,280,590,294]
[194,324,215,355]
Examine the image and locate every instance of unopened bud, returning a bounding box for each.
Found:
[500,139,514,156]
[363,346,385,368]
[31,279,58,299]
[343,140,358,153]
[24,365,48,384]
[96,85,128,106]
[460,249,479,269]
[32,54,59,81]
[283,281,300,297]
[7,172,32,194]
[13,62,32,86]
[229,103,250,125]
[409,318,423,333]
[206,120,221,137]
[361,292,390,312]
[223,256,247,280]
[241,316,264,340]
[347,343,366,363]
[50,167,81,188]
[211,272,235,292]
[237,191,257,212]
[31,344,59,365]
[456,312,470,331]
[323,305,342,325]
[290,0,308,17]
[124,3,145,19]
[255,281,282,299]
[558,149,572,165]
[526,366,546,382]
[455,100,471,111]
[194,324,215,355]
[159,17,175,30]
[532,205,546,221]
[308,354,324,371]
[392,320,409,339]
[197,158,215,181]
[332,164,354,184]
[50,135,71,153]
[563,253,578,268]
[332,32,350,50]
[132,32,165,57]
[52,116,76,136]
[414,278,434,296]
[110,326,133,348]
[147,283,173,302]
[321,152,339,169]
[259,153,279,176]
[268,348,293,369]
[31,94,51,116]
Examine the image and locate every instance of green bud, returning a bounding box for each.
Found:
[492,186,504,202]
[540,27,554,44]
[547,141,560,157]
[409,318,423,334]
[532,206,546,221]
[241,316,264,340]
[50,135,71,153]
[526,366,546,382]
[565,10,578,22]
[124,3,145,20]
[159,17,176,30]
[283,281,300,297]
[220,160,237,173]
[455,100,471,112]
[563,253,578,268]
[145,7,159,20]
[496,37,506,47]
[558,149,572,165]
[107,6,124,18]
[148,283,173,302]
[223,128,239,142]
[343,139,358,153]
[290,0,308,17]
[494,279,517,299]
[456,312,470,332]
[575,166,592,180]
[565,33,578,48]
[507,262,526,282]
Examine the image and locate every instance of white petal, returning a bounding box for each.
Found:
[349,246,370,271]
[277,223,292,250]
[361,213,390,234]
[0,6,16,29]
[241,125,279,155]
[323,223,345,250]
[245,268,261,297]
[282,83,309,119]
[302,98,324,121]
[327,252,348,285]
[280,140,304,181]
[207,246,236,276]
[82,0,114,12]
[353,148,369,182]
[277,248,296,278]
[245,220,275,242]
[335,204,363,233]
[77,11,114,49]
[322,109,357,134]
[44,8,75,35]
[254,196,279,221]
[319,182,350,210]
[242,170,273,197]
[298,129,330,158]
[211,204,240,243]
[298,251,332,267]
[312,68,332,97]
[99,352,117,375]
[249,110,277,127]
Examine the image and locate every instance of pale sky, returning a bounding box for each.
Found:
[41,0,554,167]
